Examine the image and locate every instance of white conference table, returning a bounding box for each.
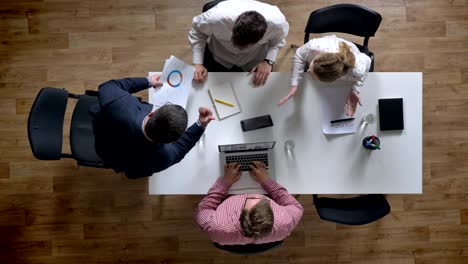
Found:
[149,72,422,195]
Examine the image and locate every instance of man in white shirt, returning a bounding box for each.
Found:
[188,0,289,86]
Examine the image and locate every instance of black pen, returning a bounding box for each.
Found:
[330,118,355,124]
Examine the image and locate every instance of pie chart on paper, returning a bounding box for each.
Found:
[167,70,183,88]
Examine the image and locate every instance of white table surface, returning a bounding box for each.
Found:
[149,72,422,195]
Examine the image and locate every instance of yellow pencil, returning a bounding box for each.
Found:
[215,98,235,107]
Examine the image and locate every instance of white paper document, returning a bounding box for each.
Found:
[317,82,361,134]
[149,56,194,108]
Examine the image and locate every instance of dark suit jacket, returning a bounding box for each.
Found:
[89,77,204,179]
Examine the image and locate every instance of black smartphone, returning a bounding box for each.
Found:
[240,115,273,132]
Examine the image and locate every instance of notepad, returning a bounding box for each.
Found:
[208,82,241,120]
[379,98,404,131]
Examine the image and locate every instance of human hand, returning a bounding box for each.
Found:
[277,85,298,106]
[194,64,208,82]
[224,163,242,184]
[149,74,164,88]
[248,161,270,184]
[198,106,215,127]
[250,61,272,87]
[345,90,362,117]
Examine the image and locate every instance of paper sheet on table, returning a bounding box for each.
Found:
[149,56,194,108]
[317,82,360,134]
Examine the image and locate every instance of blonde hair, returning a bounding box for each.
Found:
[311,42,356,82]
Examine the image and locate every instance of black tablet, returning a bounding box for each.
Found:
[378,98,404,131]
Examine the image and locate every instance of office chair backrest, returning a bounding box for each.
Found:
[28,87,69,160]
[202,0,226,12]
[304,4,382,44]
[313,194,390,225]
[213,240,283,255]
[70,94,105,166]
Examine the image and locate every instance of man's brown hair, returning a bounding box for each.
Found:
[239,198,274,239]
[231,11,267,48]
[145,104,188,143]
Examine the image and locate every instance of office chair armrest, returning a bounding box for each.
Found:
[77,161,110,168]
[85,90,99,96]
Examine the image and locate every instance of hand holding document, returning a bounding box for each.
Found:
[317,80,362,134]
[149,56,195,108]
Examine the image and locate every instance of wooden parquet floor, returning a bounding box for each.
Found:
[0,0,467,263]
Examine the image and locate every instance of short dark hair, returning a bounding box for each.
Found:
[232,11,267,48]
[145,104,188,143]
[239,198,274,239]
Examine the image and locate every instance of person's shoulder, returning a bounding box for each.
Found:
[306,38,319,47]
[112,94,144,110]
[209,212,239,235]
[319,34,345,43]
[198,3,236,29]
[252,0,281,11]
[305,37,331,51]
[271,204,303,225]
[255,1,286,22]
[353,53,372,73]
[334,35,359,50]
[211,221,238,233]
[204,1,240,20]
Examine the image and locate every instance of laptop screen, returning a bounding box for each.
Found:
[218,141,276,152]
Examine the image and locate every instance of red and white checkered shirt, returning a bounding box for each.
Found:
[194,177,303,245]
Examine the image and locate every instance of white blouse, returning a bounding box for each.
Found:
[290,35,371,92]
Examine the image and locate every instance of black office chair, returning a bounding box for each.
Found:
[202,0,226,12]
[28,87,107,168]
[302,3,382,72]
[313,194,390,225]
[213,240,283,255]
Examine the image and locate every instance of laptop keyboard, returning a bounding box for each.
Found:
[225,153,269,171]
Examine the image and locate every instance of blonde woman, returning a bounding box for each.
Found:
[278,35,371,116]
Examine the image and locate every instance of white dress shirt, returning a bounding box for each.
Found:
[188,0,289,71]
[290,35,371,92]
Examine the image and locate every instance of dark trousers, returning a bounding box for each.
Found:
[203,47,245,72]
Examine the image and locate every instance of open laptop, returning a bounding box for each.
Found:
[218,141,276,193]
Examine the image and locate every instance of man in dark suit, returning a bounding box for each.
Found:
[90,75,215,179]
